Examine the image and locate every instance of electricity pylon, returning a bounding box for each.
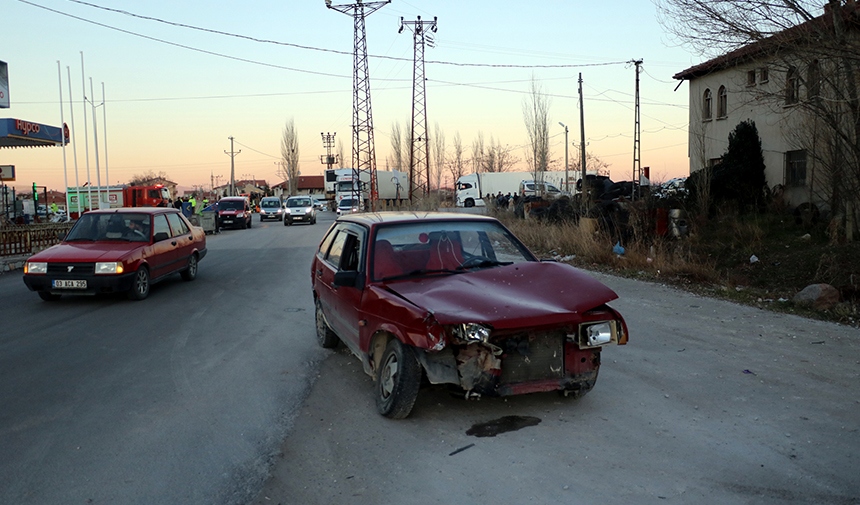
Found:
[326,0,389,210]
[400,16,437,200]
[630,59,643,200]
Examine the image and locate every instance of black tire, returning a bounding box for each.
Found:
[315,299,339,348]
[260,215,263,222]
[376,339,422,419]
[128,266,150,300]
[180,254,198,281]
[560,369,599,400]
[284,217,289,226]
[464,198,474,208]
[38,291,61,301]
[248,218,252,229]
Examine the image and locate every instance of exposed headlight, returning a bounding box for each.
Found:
[25,262,48,274]
[454,323,492,343]
[284,209,292,214]
[237,212,245,218]
[574,321,616,348]
[95,261,124,275]
[305,207,313,214]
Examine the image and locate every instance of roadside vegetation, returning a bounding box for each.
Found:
[495,202,860,327]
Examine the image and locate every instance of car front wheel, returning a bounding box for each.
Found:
[128,266,150,300]
[376,339,422,419]
[315,299,339,348]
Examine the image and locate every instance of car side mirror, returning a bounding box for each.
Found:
[334,270,364,289]
[153,232,169,242]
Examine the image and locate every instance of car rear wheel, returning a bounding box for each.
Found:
[180,254,198,281]
[376,339,422,419]
[248,218,252,228]
[128,266,150,300]
[315,299,339,348]
[38,291,61,301]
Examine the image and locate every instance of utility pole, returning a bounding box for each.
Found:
[327,0,390,211]
[631,59,643,200]
[578,73,587,205]
[224,136,240,196]
[559,122,569,193]
[320,132,338,172]
[400,15,437,200]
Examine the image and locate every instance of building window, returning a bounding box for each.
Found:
[717,86,728,118]
[785,150,807,186]
[786,67,800,105]
[808,60,820,99]
[760,67,769,83]
[747,70,756,86]
[703,88,712,120]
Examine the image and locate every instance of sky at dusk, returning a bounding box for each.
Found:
[2,0,702,193]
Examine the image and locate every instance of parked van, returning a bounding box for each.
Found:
[519,180,564,199]
[259,196,284,222]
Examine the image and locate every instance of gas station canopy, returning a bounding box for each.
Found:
[0,118,68,148]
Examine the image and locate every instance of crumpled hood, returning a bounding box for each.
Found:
[385,261,618,329]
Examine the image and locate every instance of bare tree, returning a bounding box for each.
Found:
[450,131,466,184]
[523,77,551,193]
[128,170,170,187]
[280,118,300,196]
[432,122,446,189]
[484,136,519,173]
[471,132,485,174]
[389,121,404,172]
[336,139,346,169]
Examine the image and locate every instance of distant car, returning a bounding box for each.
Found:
[336,198,360,216]
[23,207,207,301]
[284,196,317,225]
[312,212,628,418]
[259,196,284,221]
[313,199,325,211]
[217,196,253,229]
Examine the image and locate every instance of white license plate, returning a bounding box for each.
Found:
[53,279,87,289]
[223,219,233,224]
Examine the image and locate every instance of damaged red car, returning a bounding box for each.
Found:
[312,212,628,419]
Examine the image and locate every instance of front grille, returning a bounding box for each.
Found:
[48,263,95,276]
[498,331,565,384]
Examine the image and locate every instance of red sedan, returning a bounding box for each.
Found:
[23,207,207,301]
[312,212,628,419]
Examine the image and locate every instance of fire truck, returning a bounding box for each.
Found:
[67,184,171,217]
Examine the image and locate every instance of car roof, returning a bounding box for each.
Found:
[338,211,499,226]
[82,207,179,215]
[220,196,248,201]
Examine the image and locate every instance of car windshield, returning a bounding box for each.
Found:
[65,212,152,243]
[219,200,244,211]
[339,199,355,208]
[261,200,280,208]
[288,199,312,208]
[372,220,535,281]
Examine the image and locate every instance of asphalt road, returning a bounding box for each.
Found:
[253,267,860,504]
[3,210,860,505]
[0,211,335,505]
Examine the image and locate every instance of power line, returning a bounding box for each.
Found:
[60,0,630,70]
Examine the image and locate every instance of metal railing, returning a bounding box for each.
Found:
[0,222,76,257]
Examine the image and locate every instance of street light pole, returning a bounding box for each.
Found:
[559,122,569,193]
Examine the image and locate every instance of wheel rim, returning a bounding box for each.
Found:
[135,270,148,296]
[380,353,399,399]
[188,256,197,276]
[315,304,326,342]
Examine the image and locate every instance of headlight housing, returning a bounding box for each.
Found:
[572,321,617,348]
[452,323,492,343]
[25,262,48,274]
[95,261,124,275]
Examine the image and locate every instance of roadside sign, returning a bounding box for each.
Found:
[0,165,15,181]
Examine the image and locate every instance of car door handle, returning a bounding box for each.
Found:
[171,241,177,246]
[316,269,323,276]
[330,282,339,290]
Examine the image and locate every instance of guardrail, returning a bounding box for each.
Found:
[0,222,76,257]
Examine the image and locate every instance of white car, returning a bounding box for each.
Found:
[337,198,361,215]
[284,196,317,225]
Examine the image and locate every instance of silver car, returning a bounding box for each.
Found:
[284,196,317,225]
[259,197,284,221]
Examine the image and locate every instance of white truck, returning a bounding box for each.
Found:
[334,170,408,205]
[455,171,573,207]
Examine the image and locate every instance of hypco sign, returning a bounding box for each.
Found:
[0,60,8,109]
[15,119,41,136]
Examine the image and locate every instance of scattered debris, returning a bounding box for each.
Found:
[750,255,759,264]
[613,242,625,255]
[448,443,475,456]
[810,341,825,345]
[743,369,757,376]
